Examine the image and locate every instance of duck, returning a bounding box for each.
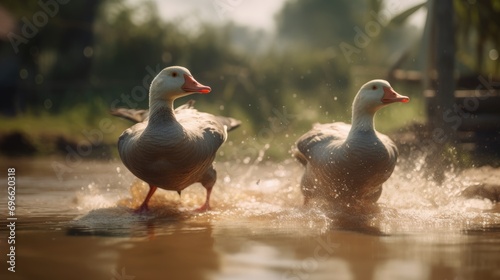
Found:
[116,66,240,213]
[294,80,409,208]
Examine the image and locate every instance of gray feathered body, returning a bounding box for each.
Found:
[118,104,239,191]
[295,122,398,204]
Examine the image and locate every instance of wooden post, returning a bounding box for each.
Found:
[434,0,456,137]
[426,0,457,182]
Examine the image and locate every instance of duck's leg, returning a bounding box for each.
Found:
[196,168,216,212]
[196,187,213,212]
[135,185,157,213]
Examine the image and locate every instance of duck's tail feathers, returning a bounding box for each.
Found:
[216,116,242,132]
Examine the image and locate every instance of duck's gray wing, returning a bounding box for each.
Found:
[294,122,351,166]
[111,100,241,132]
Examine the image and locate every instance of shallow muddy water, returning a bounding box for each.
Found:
[0,156,500,280]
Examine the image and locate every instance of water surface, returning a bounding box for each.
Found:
[0,157,499,280]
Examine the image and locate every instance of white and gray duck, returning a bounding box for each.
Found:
[294,80,409,208]
[115,66,240,213]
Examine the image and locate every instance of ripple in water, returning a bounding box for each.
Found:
[71,153,500,236]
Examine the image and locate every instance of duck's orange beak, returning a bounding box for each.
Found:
[381,86,410,103]
[182,74,211,94]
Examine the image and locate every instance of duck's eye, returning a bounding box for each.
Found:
[172,72,178,77]
[372,85,377,90]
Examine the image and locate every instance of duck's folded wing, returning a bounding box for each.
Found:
[174,109,236,151]
[175,99,196,111]
[110,101,194,124]
[375,131,399,159]
[175,101,242,133]
[294,122,351,165]
[110,108,149,123]
[111,100,242,132]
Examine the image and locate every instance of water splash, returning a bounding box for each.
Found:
[70,152,500,235]
[73,182,116,211]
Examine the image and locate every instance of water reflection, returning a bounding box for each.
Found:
[111,223,219,280]
[1,157,500,279]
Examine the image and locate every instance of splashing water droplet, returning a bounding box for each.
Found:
[243,157,251,164]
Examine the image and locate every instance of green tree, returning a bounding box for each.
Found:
[275,0,367,49]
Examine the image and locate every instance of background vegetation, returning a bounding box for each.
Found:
[0,0,497,160]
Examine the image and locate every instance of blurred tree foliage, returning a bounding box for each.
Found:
[0,0,354,131]
[1,0,498,123]
[1,0,99,113]
[276,0,368,49]
[454,0,500,75]
[378,0,500,76]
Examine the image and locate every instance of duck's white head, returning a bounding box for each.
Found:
[149,66,211,105]
[353,79,409,114]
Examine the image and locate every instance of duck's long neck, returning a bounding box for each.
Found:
[347,105,376,139]
[148,96,176,124]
